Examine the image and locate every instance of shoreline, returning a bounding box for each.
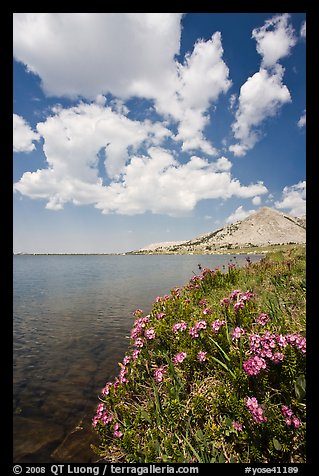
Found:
[13,243,305,257]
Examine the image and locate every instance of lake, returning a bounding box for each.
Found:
[13,253,263,463]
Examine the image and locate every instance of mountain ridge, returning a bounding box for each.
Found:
[138,207,306,253]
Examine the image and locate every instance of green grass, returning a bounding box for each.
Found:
[92,245,306,463]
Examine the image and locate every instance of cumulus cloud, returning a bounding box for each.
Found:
[300,21,306,39]
[229,93,237,110]
[297,110,306,128]
[252,13,297,68]
[13,113,40,152]
[35,102,171,179]
[274,181,306,216]
[226,205,256,224]
[228,14,297,156]
[229,66,291,156]
[13,13,183,100]
[163,32,232,154]
[14,115,268,215]
[252,196,261,206]
[13,14,231,156]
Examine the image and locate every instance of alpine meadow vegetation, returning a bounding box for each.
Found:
[92,246,306,463]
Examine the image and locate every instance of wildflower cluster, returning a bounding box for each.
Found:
[243,355,267,376]
[245,397,268,424]
[227,289,255,312]
[92,403,123,438]
[189,320,207,338]
[281,406,301,428]
[93,247,306,463]
[211,319,226,333]
[172,321,187,333]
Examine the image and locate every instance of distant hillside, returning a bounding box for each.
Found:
[138,207,306,253]
[140,240,187,251]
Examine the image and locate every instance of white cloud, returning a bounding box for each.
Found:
[229,66,291,156]
[13,114,40,152]
[13,13,183,100]
[252,13,297,68]
[274,181,306,216]
[252,196,261,205]
[300,21,306,39]
[226,205,255,224]
[13,14,231,156]
[297,110,306,128]
[35,102,171,179]
[166,32,232,154]
[14,117,268,215]
[229,93,237,110]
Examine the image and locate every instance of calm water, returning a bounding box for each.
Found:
[13,254,262,462]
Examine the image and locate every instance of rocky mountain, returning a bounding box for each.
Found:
[138,207,306,253]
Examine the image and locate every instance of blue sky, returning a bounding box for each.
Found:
[13,13,306,254]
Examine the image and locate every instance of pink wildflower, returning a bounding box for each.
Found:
[241,291,254,301]
[286,334,306,354]
[276,334,288,347]
[211,319,226,333]
[202,308,212,315]
[220,297,230,306]
[232,326,245,340]
[118,364,129,384]
[132,349,141,360]
[245,397,267,423]
[195,320,207,330]
[234,301,245,311]
[199,299,208,307]
[156,312,166,320]
[292,417,301,428]
[281,406,301,428]
[243,356,267,376]
[197,351,207,363]
[256,313,269,326]
[123,355,131,366]
[229,290,242,301]
[271,352,285,363]
[154,366,166,383]
[113,423,123,438]
[92,403,113,428]
[101,382,112,397]
[173,352,187,365]
[130,325,143,339]
[189,326,199,338]
[145,328,156,340]
[232,421,243,432]
[134,337,144,348]
[172,321,187,333]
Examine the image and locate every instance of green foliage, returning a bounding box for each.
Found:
[92,246,306,463]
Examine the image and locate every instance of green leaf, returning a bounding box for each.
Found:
[209,336,231,361]
[294,374,306,401]
[218,452,226,463]
[211,356,236,379]
[225,417,232,428]
[182,435,203,463]
[273,438,282,451]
